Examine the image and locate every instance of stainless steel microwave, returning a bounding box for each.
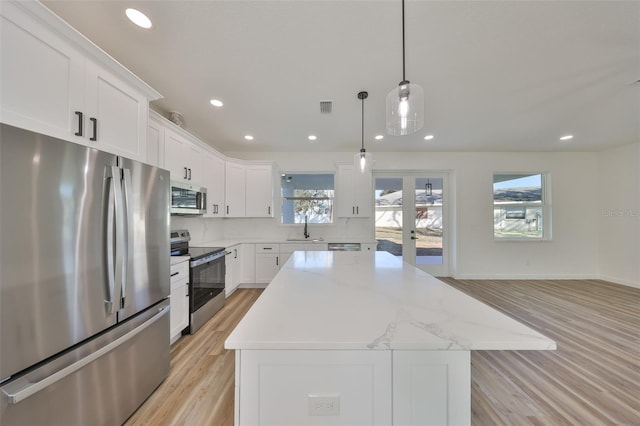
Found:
[170,181,207,215]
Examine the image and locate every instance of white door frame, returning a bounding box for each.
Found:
[374,171,451,277]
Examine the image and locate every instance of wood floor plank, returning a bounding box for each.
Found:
[125,280,640,425]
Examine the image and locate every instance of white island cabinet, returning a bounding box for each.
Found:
[225,251,556,426]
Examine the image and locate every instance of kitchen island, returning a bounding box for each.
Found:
[225,251,556,426]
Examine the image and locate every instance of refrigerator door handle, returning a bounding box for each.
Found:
[112,166,126,310]
[104,168,116,314]
[120,168,133,309]
[1,306,169,405]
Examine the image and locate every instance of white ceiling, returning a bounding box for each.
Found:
[43,0,640,154]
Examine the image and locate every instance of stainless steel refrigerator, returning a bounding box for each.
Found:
[0,123,171,425]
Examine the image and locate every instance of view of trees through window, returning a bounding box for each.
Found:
[281,174,334,224]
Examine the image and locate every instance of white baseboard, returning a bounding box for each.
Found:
[598,275,640,289]
[450,273,598,280]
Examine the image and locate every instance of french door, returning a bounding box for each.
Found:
[374,173,449,276]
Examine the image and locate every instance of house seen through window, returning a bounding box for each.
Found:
[493,173,550,239]
[281,173,334,224]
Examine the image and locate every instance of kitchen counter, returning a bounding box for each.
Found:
[226,250,555,351]
[225,251,555,425]
[191,238,377,248]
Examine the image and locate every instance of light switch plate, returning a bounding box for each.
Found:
[308,394,340,416]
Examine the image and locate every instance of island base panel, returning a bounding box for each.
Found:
[234,349,470,425]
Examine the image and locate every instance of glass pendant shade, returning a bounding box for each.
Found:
[354,150,373,173]
[386,81,424,136]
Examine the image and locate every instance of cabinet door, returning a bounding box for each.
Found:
[354,166,372,217]
[170,279,189,343]
[245,165,273,217]
[146,117,165,168]
[336,164,356,217]
[1,2,83,142]
[336,164,371,217]
[84,60,148,162]
[203,152,226,217]
[164,128,190,181]
[255,254,280,284]
[225,161,246,217]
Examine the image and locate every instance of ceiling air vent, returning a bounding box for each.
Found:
[320,101,332,114]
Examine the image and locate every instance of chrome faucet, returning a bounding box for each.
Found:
[304,215,310,239]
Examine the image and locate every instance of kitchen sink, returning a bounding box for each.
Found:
[286,238,325,242]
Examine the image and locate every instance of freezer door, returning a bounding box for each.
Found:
[116,156,170,322]
[0,300,170,426]
[0,124,118,380]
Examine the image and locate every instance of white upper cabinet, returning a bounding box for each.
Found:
[83,60,149,161]
[245,165,274,218]
[0,1,160,162]
[164,127,203,185]
[225,161,246,217]
[0,2,83,141]
[146,114,165,168]
[225,162,274,218]
[203,151,226,217]
[336,163,372,217]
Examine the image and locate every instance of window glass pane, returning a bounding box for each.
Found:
[494,206,543,238]
[281,173,334,224]
[493,173,542,203]
[493,173,546,239]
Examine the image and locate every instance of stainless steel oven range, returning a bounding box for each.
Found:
[170,230,226,333]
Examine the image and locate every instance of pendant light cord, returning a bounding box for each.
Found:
[361,96,365,151]
[402,0,406,82]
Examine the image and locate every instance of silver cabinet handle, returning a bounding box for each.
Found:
[1,307,168,405]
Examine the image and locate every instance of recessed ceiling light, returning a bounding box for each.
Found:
[209,99,223,107]
[375,135,384,140]
[424,134,435,140]
[308,135,317,141]
[244,135,254,141]
[559,135,574,141]
[125,8,152,29]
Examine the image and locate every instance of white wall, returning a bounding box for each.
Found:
[597,142,640,288]
[231,150,601,279]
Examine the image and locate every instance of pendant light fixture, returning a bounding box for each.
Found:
[386,0,424,136]
[355,91,372,173]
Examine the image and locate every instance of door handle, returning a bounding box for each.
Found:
[411,236,419,240]
[75,111,84,136]
[183,167,188,180]
[89,117,97,141]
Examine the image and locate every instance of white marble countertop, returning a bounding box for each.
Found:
[191,238,377,248]
[225,251,556,351]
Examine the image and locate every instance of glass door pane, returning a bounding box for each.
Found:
[414,177,443,266]
[374,177,404,258]
[374,174,448,276]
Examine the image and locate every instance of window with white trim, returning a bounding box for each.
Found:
[281,173,334,224]
[493,173,551,240]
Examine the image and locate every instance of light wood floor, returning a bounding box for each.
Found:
[126,280,640,425]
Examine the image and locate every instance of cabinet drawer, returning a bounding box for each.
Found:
[170,262,189,286]
[255,244,279,253]
[279,243,304,255]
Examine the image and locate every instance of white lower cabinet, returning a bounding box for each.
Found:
[236,350,392,425]
[235,349,471,426]
[255,244,280,284]
[225,245,242,296]
[169,261,189,344]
